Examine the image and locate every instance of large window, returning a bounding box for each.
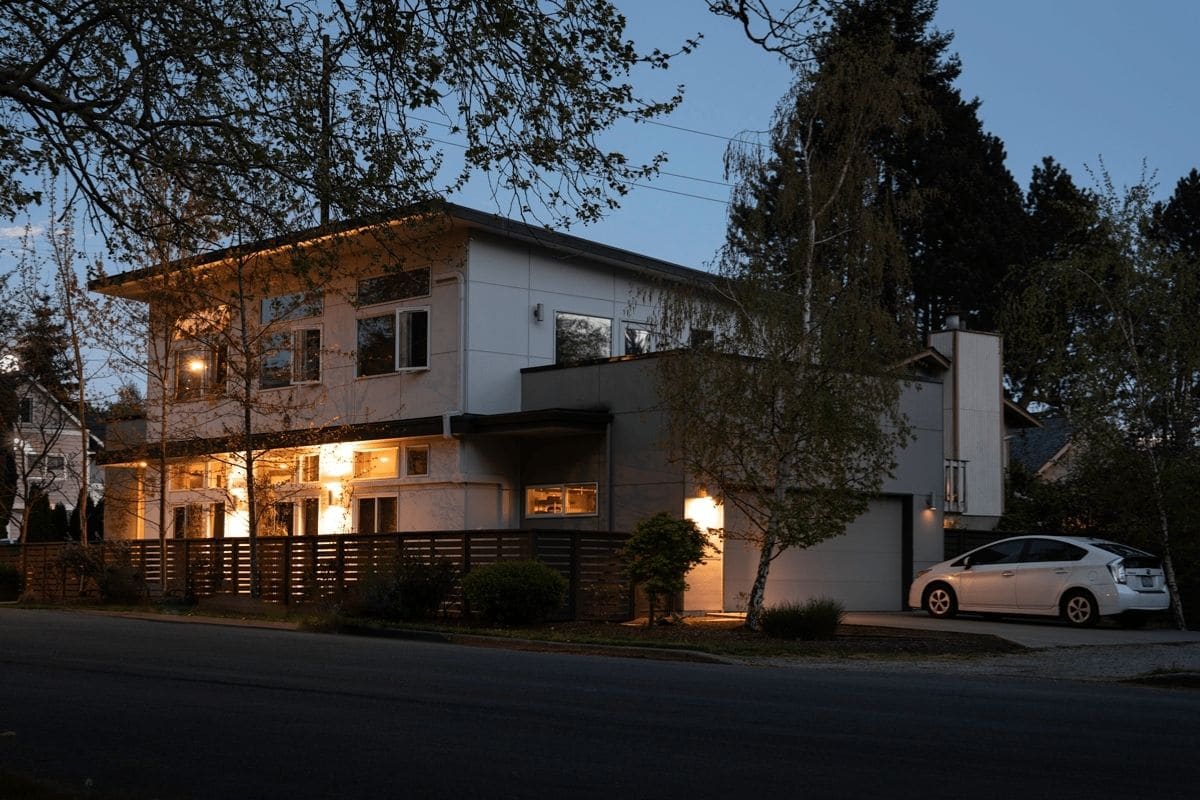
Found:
[357,309,429,376]
[175,347,227,400]
[525,483,598,518]
[356,268,431,306]
[556,312,611,365]
[261,327,321,388]
[357,496,397,533]
[18,397,32,423]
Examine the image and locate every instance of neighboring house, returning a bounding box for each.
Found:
[4,379,103,541]
[91,205,1028,611]
[1009,416,1074,483]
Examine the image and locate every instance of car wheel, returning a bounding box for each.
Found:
[924,584,957,619]
[1061,590,1099,627]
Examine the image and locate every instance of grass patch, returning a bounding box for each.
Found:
[0,768,145,800]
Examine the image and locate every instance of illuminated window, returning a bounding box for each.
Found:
[354,447,399,479]
[298,453,320,483]
[169,462,207,491]
[525,483,598,518]
[555,313,611,365]
[404,444,429,477]
[357,496,397,533]
[174,347,227,399]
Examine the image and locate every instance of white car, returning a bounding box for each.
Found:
[908,535,1170,627]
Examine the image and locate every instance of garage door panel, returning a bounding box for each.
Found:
[723,498,904,612]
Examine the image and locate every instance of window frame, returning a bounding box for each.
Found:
[174,346,227,400]
[524,482,599,519]
[356,306,430,377]
[355,267,431,308]
[18,397,33,424]
[353,447,400,480]
[622,323,657,356]
[403,443,430,477]
[356,495,398,534]
[555,311,612,365]
[260,324,322,389]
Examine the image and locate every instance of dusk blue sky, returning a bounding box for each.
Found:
[478,0,1200,270]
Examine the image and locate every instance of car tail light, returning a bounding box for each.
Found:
[1108,559,1127,584]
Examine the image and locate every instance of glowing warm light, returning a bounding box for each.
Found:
[685,496,723,533]
[320,442,355,477]
[187,358,206,373]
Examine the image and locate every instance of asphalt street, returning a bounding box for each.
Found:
[2,608,1199,799]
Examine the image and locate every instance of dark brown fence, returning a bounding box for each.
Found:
[0,530,632,621]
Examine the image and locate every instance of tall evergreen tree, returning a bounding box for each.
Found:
[14,296,75,401]
[1003,157,1101,405]
[826,0,1027,336]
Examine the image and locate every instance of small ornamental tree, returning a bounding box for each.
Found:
[622,513,712,627]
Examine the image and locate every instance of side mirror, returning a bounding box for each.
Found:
[962,556,972,570]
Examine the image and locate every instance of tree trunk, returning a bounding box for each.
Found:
[744,525,777,632]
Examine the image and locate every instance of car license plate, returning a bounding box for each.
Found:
[1141,576,1154,588]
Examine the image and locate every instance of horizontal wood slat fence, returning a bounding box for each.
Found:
[0,530,633,621]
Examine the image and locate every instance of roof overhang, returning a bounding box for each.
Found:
[97,409,611,464]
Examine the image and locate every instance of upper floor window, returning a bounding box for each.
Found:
[556,312,611,365]
[356,268,431,306]
[175,347,227,400]
[261,327,321,389]
[354,447,399,479]
[261,291,323,325]
[18,397,33,423]
[404,444,429,477]
[623,325,656,356]
[357,309,428,376]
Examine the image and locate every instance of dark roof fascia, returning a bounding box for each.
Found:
[90,202,714,294]
[1003,399,1042,429]
[97,409,612,464]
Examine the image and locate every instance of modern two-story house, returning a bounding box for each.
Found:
[93,204,1023,611]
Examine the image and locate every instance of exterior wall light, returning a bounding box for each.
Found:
[533,302,544,322]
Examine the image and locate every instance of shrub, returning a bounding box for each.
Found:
[461,560,567,624]
[622,512,712,626]
[0,562,20,601]
[342,560,457,622]
[97,565,146,605]
[759,597,846,640]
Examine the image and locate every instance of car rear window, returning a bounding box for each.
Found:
[1092,541,1154,558]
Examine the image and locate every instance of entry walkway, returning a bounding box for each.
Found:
[844,610,1200,649]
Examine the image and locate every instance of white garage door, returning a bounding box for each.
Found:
[723,498,904,612]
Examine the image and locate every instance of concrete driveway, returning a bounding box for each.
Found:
[845,610,1200,648]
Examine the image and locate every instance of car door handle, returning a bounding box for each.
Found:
[1002,571,1015,577]
[1054,569,1069,574]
